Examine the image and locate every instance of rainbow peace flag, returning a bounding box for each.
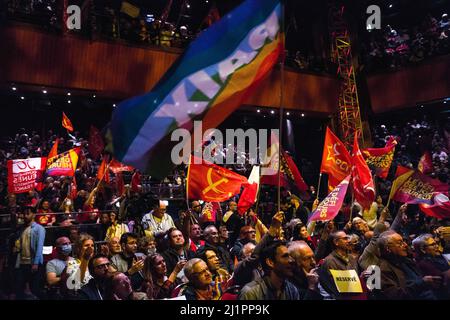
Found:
[110,0,283,178]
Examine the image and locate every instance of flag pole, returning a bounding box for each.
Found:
[277,0,286,213]
[316,172,322,200]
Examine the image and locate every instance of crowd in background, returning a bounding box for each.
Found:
[361,13,450,72]
[0,109,449,300]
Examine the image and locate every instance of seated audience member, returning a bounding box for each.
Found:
[78,254,112,300]
[142,253,186,299]
[109,272,148,300]
[287,241,323,300]
[110,233,145,290]
[239,240,300,300]
[181,258,220,300]
[46,237,75,299]
[161,228,194,276]
[376,230,440,300]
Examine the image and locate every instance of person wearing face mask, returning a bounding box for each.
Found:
[46,237,74,299]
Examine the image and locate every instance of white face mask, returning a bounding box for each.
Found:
[17,218,24,225]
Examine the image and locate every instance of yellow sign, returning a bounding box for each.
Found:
[329,269,363,293]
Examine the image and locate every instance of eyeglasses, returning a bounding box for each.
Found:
[94,262,111,269]
[425,242,438,247]
[193,268,210,277]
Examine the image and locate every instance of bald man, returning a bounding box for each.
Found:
[287,241,323,300]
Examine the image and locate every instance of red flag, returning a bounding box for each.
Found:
[237,166,260,215]
[393,171,449,205]
[362,136,397,179]
[97,156,110,184]
[395,165,413,178]
[88,126,104,160]
[187,155,248,202]
[418,151,433,174]
[109,158,134,174]
[48,138,59,159]
[320,127,352,191]
[309,175,351,222]
[116,172,124,196]
[203,4,221,27]
[419,193,450,219]
[351,132,375,210]
[260,133,308,194]
[7,157,47,194]
[70,177,77,200]
[62,112,74,132]
[131,171,141,192]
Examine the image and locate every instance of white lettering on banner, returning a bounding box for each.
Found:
[12,158,42,173]
[152,7,280,127]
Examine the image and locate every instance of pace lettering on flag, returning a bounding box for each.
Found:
[308,176,350,223]
[7,157,47,194]
[110,0,284,178]
[187,155,248,202]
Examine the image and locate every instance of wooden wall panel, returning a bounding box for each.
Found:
[367,55,450,113]
[1,24,340,114]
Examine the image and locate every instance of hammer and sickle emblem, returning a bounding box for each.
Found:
[202,168,230,195]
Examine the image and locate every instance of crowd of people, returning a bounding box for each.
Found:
[361,13,450,72]
[0,111,449,300]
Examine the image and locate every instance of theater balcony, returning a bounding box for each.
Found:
[0,22,341,118]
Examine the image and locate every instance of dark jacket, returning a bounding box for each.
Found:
[230,238,255,262]
[376,256,436,300]
[240,276,300,300]
[318,250,360,299]
[161,247,195,276]
[290,271,324,300]
[78,278,106,300]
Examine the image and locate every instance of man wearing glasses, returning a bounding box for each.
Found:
[317,230,360,299]
[377,230,441,299]
[141,201,175,238]
[413,234,450,299]
[79,254,112,300]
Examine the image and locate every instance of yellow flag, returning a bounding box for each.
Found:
[120,1,140,18]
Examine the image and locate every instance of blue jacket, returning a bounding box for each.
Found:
[15,222,46,267]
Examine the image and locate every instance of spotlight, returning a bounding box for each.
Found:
[389,4,393,8]
[12,87,17,91]
[301,113,305,117]
[271,110,275,114]
[113,104,116,107]
[286,112,290,116]
[257,109,261,113]
[93,94,96,98]
[42,90,47,94]
[20,96,25,100]
[67,92,71,96]
[68,100,71,104]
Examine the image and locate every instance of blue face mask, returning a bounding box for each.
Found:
[59,244,72,256]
